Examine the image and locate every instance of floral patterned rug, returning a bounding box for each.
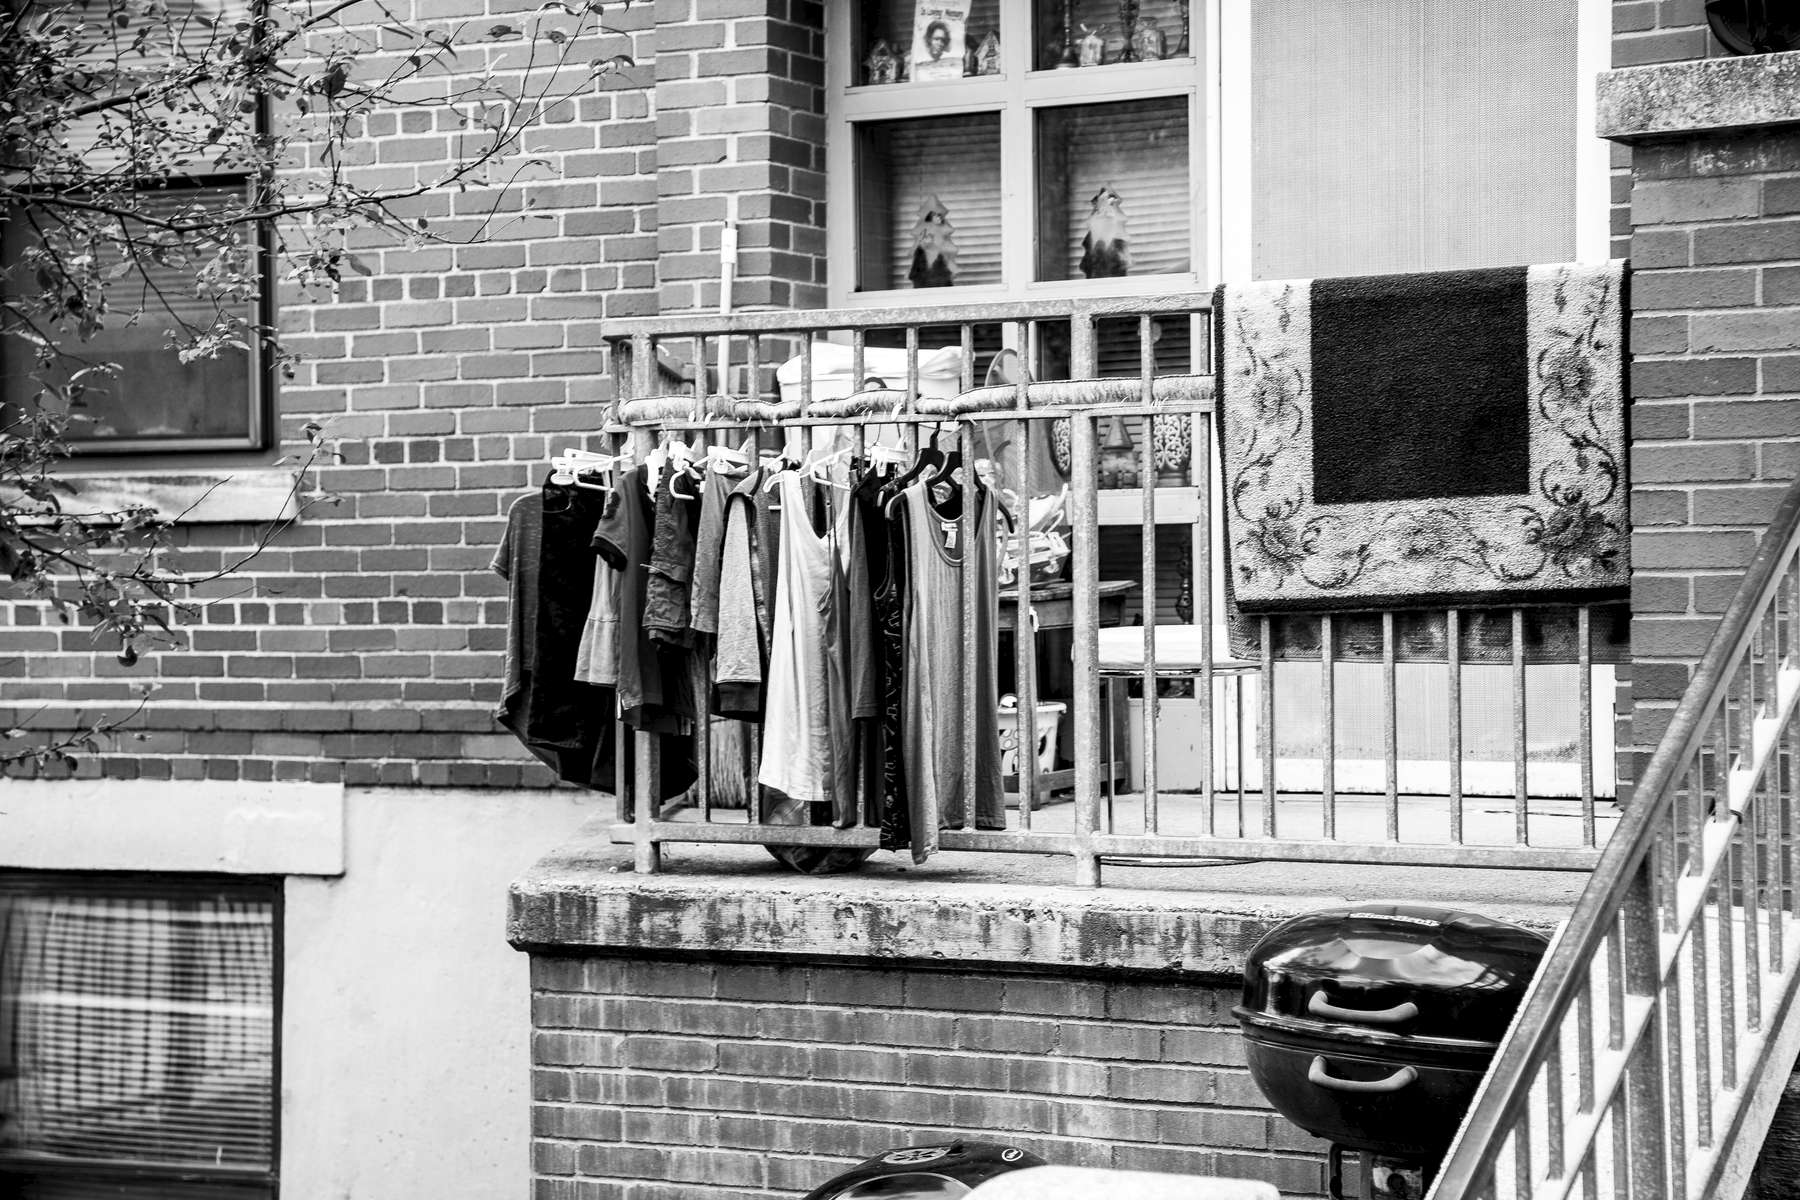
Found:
[1216,261,1629,618]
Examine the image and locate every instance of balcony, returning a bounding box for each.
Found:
[589,292,1622,885]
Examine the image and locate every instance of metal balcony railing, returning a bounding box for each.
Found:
[596,295,1618,885]
[1432,476,1800,1199]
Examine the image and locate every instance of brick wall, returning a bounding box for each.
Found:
[0,2,829,784]
[1623,125,1800,774]
[1612,0,1725,67]
[528,955,1328,1199]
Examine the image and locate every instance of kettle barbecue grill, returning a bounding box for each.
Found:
[1233,904,1549,1200]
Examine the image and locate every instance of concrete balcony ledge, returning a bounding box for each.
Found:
[508,816,1587,976]
[1599,50,1800,142]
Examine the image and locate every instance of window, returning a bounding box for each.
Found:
[829,0,1204,302]
[0,872,279,1199]
[828,1,1603,302]
[1,0,271,455]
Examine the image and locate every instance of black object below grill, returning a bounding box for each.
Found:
[1234,903,1548,1183]
[802,1141,1045,1199]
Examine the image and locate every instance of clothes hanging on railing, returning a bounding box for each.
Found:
[493,438,1010,861]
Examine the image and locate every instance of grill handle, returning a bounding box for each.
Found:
[1307,993,1420,1025]
[1307,1056,1419,1094]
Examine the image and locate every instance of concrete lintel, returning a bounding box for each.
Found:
[0,778,346,875]
[1598,51,1800,143]
[508,821,1571,977]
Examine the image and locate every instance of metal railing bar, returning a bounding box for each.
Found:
[1664,914,1688,1200]
[1196,412,1214,835]
[1748,777,1767,1036]
[1546,1032,1565,1182]
[1513,608,1529,845]
[1449,608,1464,844]
[905,326,919,404]
[1084,834,1602,870]
[1015,418,1037,831]
[1579,605,1595,846]
[1720,854,1740,1093]
[1322,614,1336,841]
[1577,966,1595,1113]
[1623,862,1671,1199]
[1384,611,1399,841]
[959,421,979,833]
[1070,412,1103,887]
[1142,434,1160,834]
[1695,900,1714,1150]
[1261,616,1276,837]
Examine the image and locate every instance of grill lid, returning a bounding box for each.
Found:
[1238,903,1549,1044]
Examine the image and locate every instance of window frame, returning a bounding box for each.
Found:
[825,0,1212,308]
[1,0,278,458]
[826,0,1610,306]
[0,869,284,1199]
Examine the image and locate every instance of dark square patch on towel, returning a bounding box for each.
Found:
[1310,266,1530,506]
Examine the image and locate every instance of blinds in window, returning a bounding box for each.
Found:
[1249,0,1579,280]
[1037,97,1192,281]
[859,112,1004,291]
[50,0,258,173]
[0,874,276,1178]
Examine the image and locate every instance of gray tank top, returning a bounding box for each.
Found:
[900,479,1005,842]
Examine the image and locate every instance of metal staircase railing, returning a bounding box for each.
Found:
[1431,475,1800,1200]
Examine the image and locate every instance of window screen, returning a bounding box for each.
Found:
[1249,0,1579,280]
[0,872,278,1199]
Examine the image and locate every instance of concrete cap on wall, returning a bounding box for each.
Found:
[968,1165,1281,1199]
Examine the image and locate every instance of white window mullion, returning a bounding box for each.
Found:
[1214,0,1253,285]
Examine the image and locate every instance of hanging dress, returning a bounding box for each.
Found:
[757,473,856,823]
[899,479,1006,846]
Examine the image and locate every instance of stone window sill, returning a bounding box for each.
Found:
[1598,50,1800,142]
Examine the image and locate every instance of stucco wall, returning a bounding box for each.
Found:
[1,781,594,1200]
[281,787,593,1199]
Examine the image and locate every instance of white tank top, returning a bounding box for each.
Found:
[757,474,853,810]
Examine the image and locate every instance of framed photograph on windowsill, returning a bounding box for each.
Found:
[911,2,969,81]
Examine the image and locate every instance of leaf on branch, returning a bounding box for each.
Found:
[487,23,520,39]
[345,254,373,277]
[320,65,347,98]
[592,53,634,72]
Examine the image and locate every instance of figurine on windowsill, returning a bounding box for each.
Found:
[1078,23,1107,67]
[909,194,959,288]
[865,39,899,85]
[1080,184,1131,279]
[974,29,1001,75]
[1130,13,1165,61]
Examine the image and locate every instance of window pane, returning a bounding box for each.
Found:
[1,186,260,449]
[1250,0,1579,279]
[1032,0,1193,70]
[1035,97,1192,282]
[855,113,1003,291]
[854,0,1002,83]
[0,873,276,1195]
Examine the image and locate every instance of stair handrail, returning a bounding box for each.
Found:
[1430,472,1800,1199]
